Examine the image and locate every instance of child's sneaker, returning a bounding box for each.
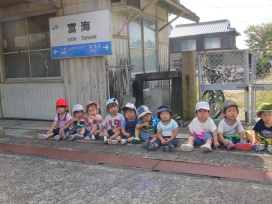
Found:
[234,142,252,151]
[225,140,234,150]
[267,145,272,154]
[74,132,84,139]
[121,139,127,145]
[180,144,194,151]
[37,133,48,140]
[163,144,175,152]
[54,135,61,141]
[59,129,66,140]
[200,143,212,152]
[68,135,75,141]
[252,142,265,152]
[145,140,156,151]
[107,139,118,144]
[143,140,149,149]
[131,137,141,144]
[84,133,92,140]
[104,136,108,143]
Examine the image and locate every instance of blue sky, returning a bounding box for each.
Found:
[170,0,272,49]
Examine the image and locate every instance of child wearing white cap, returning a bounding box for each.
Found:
[180,101,219,152]
[115,103,138,145]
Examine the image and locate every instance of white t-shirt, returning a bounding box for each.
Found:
[217,118,244,137]
[188,117,217,139]
[102,113,125,130]
[157,119,178,136]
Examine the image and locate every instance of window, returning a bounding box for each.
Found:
[2,13,60,79]
[204,37,220,49]
[181,40,196,51]
[129,18,156,73]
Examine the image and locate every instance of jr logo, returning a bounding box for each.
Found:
[52,25,58,30]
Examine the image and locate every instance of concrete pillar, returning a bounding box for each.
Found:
[182,51,197,121]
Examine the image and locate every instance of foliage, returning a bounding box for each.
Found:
[244,22,272,49]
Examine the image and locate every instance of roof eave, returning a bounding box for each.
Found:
[156,0,200,23]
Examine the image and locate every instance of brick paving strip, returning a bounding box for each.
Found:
[0,143,271,183]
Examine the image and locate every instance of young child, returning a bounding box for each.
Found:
[38,98,72,140]
[180,101,219,152]
[96,98,124,144]
[246,103,272,153]
[132,105,159,144]
[115,103,138,145]
[144,105,179,151]
[65,104,88,141]
[80,101,103,140]
[217,100,252,151]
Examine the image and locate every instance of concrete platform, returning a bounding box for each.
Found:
[1,118,272,184]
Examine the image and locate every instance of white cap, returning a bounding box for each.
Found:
[72,104,84,113]
[195,101,210,111]
[122,103,136,112]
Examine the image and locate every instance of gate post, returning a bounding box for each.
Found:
[182,51,197,120]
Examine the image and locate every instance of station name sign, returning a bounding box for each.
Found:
[49,9,112,59]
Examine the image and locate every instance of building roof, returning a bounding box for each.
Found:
[170,19,240,38]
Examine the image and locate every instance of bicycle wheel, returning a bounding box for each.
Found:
[202,90,225,119]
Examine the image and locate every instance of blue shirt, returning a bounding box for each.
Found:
[138,116,159,134]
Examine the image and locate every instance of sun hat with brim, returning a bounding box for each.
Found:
[156,105,173,117]
[136,105,152,118]
[222,100,238,112]
[106,98,119,108]
[256,103,272,117]
[195,101,210,111]
[122,103,136,112]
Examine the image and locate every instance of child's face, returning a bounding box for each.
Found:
[87,106,98,116]
[160,111,171,122]
[124,109,136,120]
[260,111,272,124]
[224,106,238,121]
[56,106,66,114]
[74,111,84,118]
[141,113,151,123]
[196,109,210,121]
[108,104,119,116]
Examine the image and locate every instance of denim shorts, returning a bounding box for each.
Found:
[140,130,155,142]
[193,132,213,146]
[153,136,179,147]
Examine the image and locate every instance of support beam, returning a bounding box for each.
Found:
[27,0,61,8]
[158,12,185,32]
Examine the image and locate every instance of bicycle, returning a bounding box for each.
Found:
[202,66,225,119]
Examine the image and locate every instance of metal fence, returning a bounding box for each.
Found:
[197,50,250,124]
[198,49,272,124]
[250,49,272,123]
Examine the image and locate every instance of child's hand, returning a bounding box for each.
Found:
[213,141,220,149]
[142,121,149,127]
[125,132,131,137]
[47,130,52,134]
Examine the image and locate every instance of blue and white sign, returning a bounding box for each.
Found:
[49,9,112,59]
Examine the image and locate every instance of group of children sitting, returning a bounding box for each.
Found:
[38,98,272,153]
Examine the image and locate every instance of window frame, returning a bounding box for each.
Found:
[129,18,157,77]
[1,13,61,82]
[181,39,196,51]
[204,37,221,49]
